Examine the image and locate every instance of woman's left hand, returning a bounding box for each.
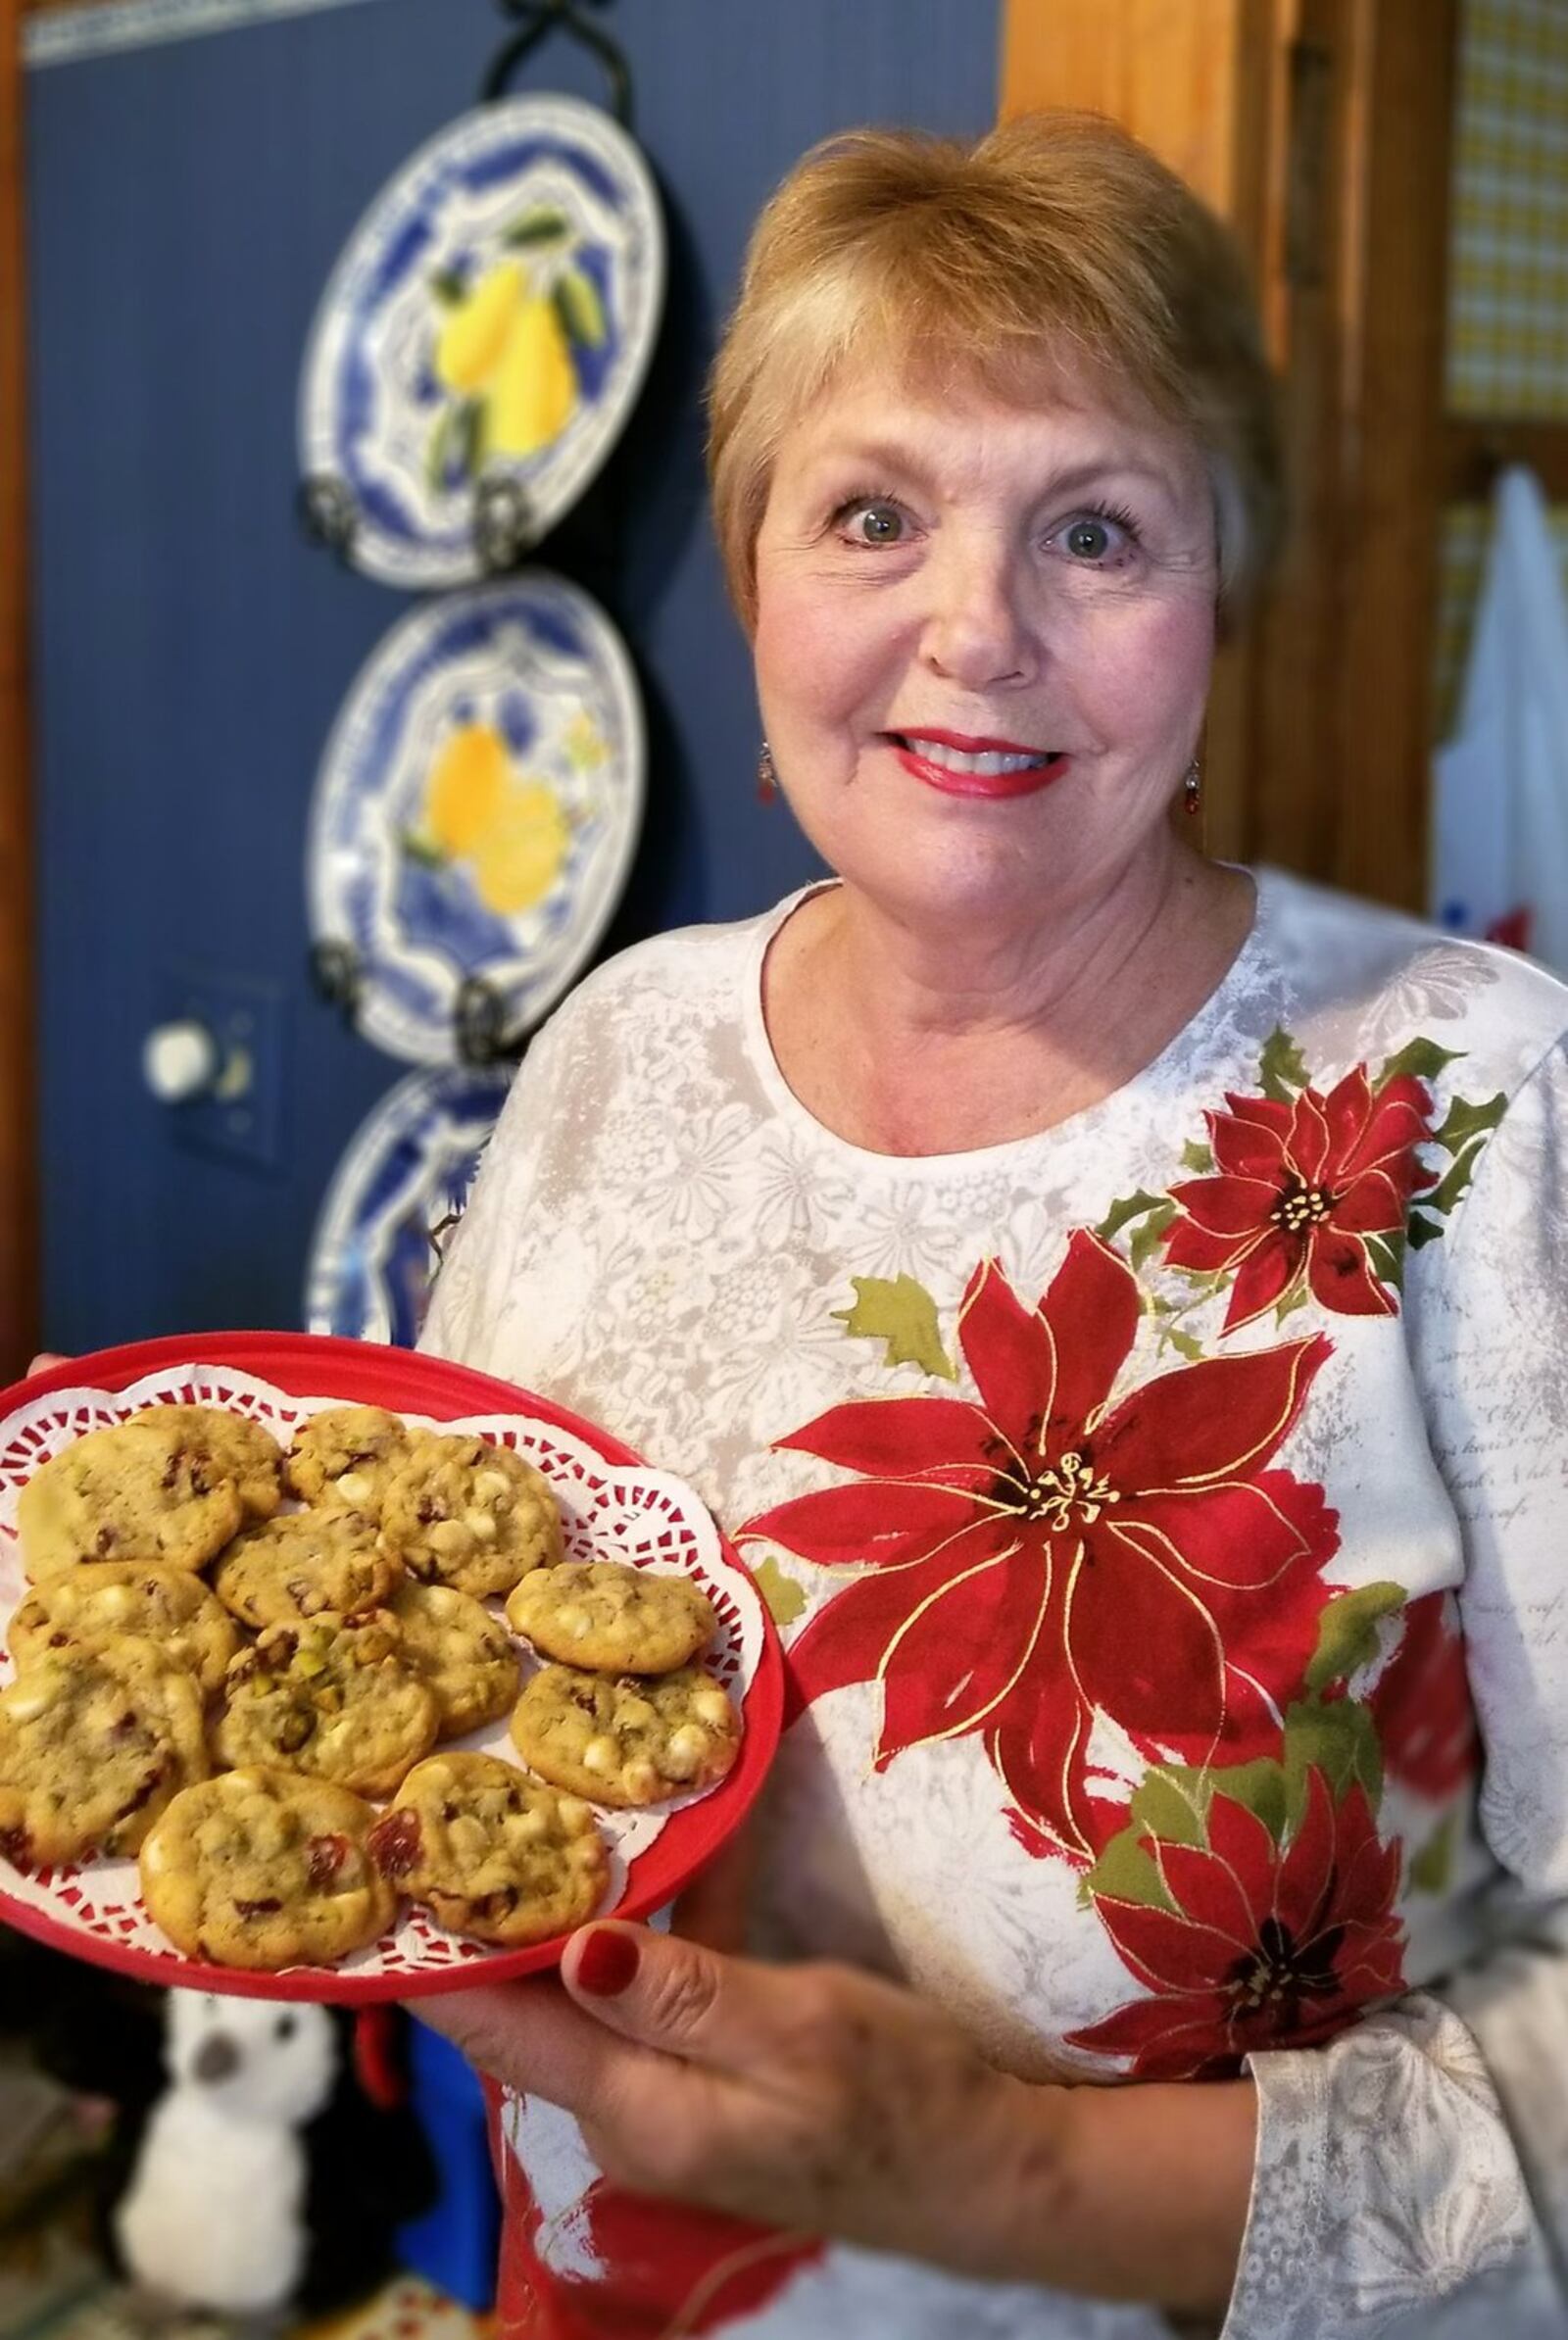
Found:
[416,1920,1067,2276]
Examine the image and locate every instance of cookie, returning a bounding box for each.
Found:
[509,1663,742,1808]
[387,1581,520,1738]
[17,1419,245,1582]
[8,1562,239,1698]
[125,1405,283,1520]
[139,1768,396,1970]
[380,1435,563,1600]
[506,1561,717,1676]
[368,1750,607,1946]
[284,1406,412,1518]
[214,1614,439,1800]
[0,1638,210,1865]
[211,1508,400,1630]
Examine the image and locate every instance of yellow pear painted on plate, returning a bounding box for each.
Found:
[484,295,577,460]
[434,260,524,396]
[470,780,569,914]
[423,723,512,856]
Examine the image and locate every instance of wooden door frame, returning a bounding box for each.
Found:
[1000,0,1457,911]
[1,0,37,1377]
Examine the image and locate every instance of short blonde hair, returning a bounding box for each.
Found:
[708,113,1281,632]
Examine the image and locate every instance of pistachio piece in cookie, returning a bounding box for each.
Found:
[368,1750,607,1946]
[380,1435,563,1599]
[140,1768,395,1969]
[7,1561,239,1697]
[506,1560,717,1675]
[0,1637,210,1864]
[214,1612,439,1800]
[211,1507,400,1629]
[387,1580,521,1738]
[509,1662,742,1808]
[125,1405,284,1520]
[284,1405,412,1517]
[18,1419,245,1581]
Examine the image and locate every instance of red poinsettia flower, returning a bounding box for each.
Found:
[1368,1591,1478,1802]
[1066,1770,1406,2078]
[1164,1065,1437,1332]
[742,1234,1337,1859]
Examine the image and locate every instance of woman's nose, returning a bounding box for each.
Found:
[917,541,1038,691]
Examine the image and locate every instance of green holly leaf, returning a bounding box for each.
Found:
[1428,1139,1485,1217]
[1180,1139,1216,1174]
[830,1275,955,1380]
[1162,1324,1204,1362]
[1080,1828,1171,1911]
[1274,1283,1309,1325]
[1409,1813,1458,1894]
[1305,1582,1406,1694]
[1407,1211,1446,1249]
[1363,1230,1406,1293]
[1283,1698,1383,1819]
[750,1555,807,1630]
[1096,1189,1169,1243]
[553,263,608,351]
[1259,1027,1310,1101]
[1128,1767,1207,1847]
[1207,1759,1291,1842]
[1128,1200,1178,1273]
[503,206,571,248]
[1379,1038,1464,1087]
[427,264,467,306]
[1432,1090,1507,1155]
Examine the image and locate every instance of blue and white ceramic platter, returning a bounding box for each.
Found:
[305,1062,514,1345]
[307,573,645,1064]
[300,94,663,589]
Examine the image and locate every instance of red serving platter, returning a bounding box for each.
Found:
[0,1332,783,2003]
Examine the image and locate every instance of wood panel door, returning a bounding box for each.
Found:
[1002,0,1456,911]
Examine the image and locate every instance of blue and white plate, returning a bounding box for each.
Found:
[305,1063,514,1345]
[300,94,664,589]
[307,572,644,1064]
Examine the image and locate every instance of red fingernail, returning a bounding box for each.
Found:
[575,1926,641,1998]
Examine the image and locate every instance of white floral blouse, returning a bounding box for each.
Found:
[422,865,1568,2339]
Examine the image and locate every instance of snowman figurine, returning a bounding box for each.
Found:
[116,1989,338,2322]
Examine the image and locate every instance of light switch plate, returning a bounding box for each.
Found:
[153,964,287,1173]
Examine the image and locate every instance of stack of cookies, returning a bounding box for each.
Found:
[0,1400,743,1973]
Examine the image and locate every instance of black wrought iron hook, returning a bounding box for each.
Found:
[482,0,633,129]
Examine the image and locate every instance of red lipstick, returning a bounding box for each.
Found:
[884,730,1070,801]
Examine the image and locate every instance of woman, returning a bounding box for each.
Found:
[418,116,1568,2336]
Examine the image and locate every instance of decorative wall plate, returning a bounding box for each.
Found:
[0,1336,781,2003]
[300,94,663,587]
[307,573,643,1064]
[305,1064,513,1345]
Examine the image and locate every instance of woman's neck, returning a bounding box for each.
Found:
[762,850,1256,1157]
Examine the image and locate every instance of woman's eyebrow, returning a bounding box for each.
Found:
[798,441,1184,505]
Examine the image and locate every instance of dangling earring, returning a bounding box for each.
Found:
[757,740,778,804]
[1183,757,1201,817]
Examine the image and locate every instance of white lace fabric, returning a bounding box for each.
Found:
[422,866,1568,2338]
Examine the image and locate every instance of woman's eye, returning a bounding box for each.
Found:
[1055,508,1138,564]
[1065,517,1112,560]
[839,500,906,546]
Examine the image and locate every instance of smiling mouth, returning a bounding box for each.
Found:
[883,732,1070,794]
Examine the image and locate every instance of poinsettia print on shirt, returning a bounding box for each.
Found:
[1066,1770,1406,2079]
[742,1231,1340,1862]
[1162,1060,1438,1330]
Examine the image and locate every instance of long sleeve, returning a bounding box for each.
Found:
[1219,1037,1568,2338]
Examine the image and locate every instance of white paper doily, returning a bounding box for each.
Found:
[0,1362,764,1989]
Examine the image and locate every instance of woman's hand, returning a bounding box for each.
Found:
[416,1920,1069,2282]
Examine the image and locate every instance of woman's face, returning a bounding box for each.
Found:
[752,366,1220,935]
